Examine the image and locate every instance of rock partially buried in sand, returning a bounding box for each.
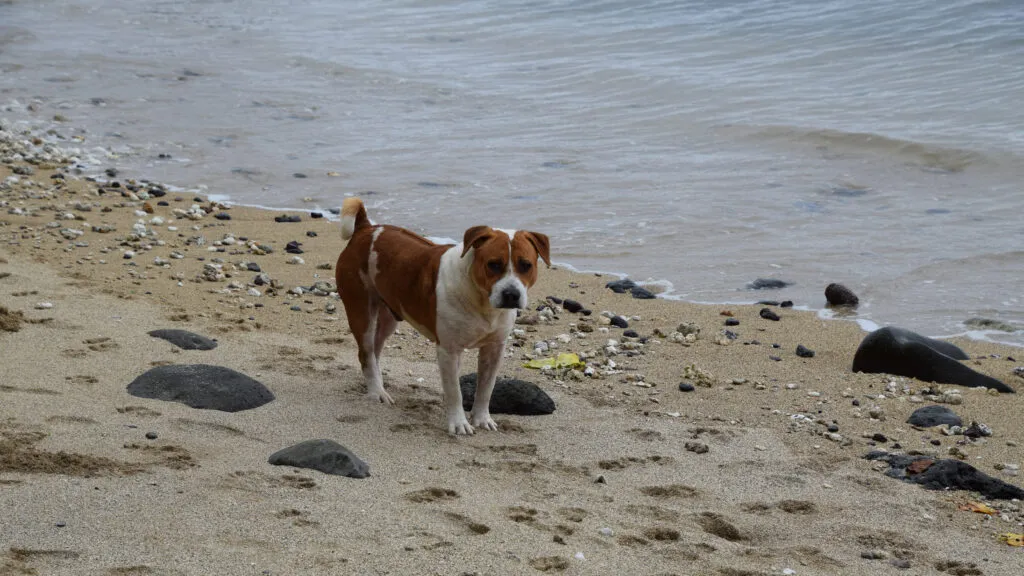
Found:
[605,278,636,294]
[852,327,1014,394]
[127,364,274,412]
[630,286,656,299]
[865,452,1024,500]
[907,405,963,428]
[824,283,859,307]
[147,329,218,351]
[459,374,555,415]
[268,439,369,479]
[747,278,791,290]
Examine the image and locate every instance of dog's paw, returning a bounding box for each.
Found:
[448,417,475,436]
[367,389,395,405]
[470,412,498,431]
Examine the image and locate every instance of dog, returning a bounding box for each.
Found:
[335,197,550,434]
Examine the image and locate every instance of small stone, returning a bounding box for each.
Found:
[605,279,636,293]
[795,345,815,358]
[562,299,583,313]
[610,316,628,329]
[747,278,791,290]
[827,424,839,433]
[724,318,739,326]
[274,214,301,223]
[759,308,780,321]
[287,256,305,265]
[214,212,231,221]
[145,431,158,440]
[861,550,889,560]
[825,283,859,307]
[685,442,709,454]
[889,559,911,570]
[872,433,888,443]
[290,305,302,312]
[598,527,614,537]
[769,355,782,362]
[630,286,656,299]
[678,382,695,392]
[285,240,304,254]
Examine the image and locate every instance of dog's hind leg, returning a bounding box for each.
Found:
[342,287,394,404]
[374,307,399,360]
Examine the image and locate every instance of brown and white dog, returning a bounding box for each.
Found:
[335,197,550,435]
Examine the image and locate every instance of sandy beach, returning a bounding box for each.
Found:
[2,130,1023,575]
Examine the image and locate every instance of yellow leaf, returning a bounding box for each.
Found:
[997,533,1024,547]
[958,502,997,515]
[523,353,584,370]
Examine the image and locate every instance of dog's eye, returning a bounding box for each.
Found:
[486,260,504,274]
[517,259,532,274]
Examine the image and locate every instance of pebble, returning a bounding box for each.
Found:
[827,424,839,433]
[724,318,739,326]
[35,302,54,309]
[598,527,614,537]
[562,299,583,313]
[759,308,780,321]
[861,550,889,560]
[145,431,158,440]
[214,212,231,220]
[290,305,302,312]
[610,316,628,329]
[872,433,889,443]
[287,256,305,265]
[274,214,301,223]
[678,382,695,392]
[795,344,815,358]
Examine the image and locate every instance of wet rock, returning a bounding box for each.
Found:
[825,283,859,307]
[907,405,962,428]
[310,212,323,219]
[795,344,815,358]
[747,278,791,290]
[127,364,274,412]
[274,214,301,223]
[963,317,1018,333]
[605,279,636,294]
[759,308,780,321]
[852,327,1014,393]
[562,299,583,313]
[780,300,793,308]
[630,286,656,299]
[148,329,218,351]
[864,452,1024,500]
[459,374,555,415]
[268,439,369,478]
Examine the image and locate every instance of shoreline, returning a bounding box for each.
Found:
[3,123,1024,574]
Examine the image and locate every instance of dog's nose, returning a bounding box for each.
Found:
[499,287,521,309]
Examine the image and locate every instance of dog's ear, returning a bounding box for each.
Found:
[461,226,493,258]
[522,231,551,267]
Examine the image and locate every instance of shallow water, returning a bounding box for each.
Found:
[2,0,1022,343]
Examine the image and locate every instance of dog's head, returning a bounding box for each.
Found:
[461,227,550,310]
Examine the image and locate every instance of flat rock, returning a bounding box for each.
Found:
[268,439,369,478]
[852,327,1014,393]
[459,374,555,415]
[907,405,962,428]
[605,278,636,294]
[127,364,274,412]
[825,283,859,307]
[148,329,218,351]
[630,286,656,299]
[865,452,1024,499]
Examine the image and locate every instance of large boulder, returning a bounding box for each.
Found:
[852,327,1014,393]
[268,439,369,478]
[459,374,555,415]
[127,364,275,412]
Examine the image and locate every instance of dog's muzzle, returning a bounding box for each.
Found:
[497,286,522,309]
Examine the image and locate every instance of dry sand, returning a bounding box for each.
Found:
[2,155,1023,576]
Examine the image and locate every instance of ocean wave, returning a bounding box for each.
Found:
[732,124,1001,173]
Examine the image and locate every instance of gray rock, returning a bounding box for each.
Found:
[630,286,656,299]
[825,283,859,307]
[127,364,274,412]
[268,439,369,478]
[852,327,1014,393]
[964,317,1019,333]
[907,405,962,428]
[605,278,636,293]
[747,278,791,290]
[459,374,555,415]
[148,329,218,351]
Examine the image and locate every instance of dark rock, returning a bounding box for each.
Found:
[852,399,860,406]
[127,364,274,412]
[459,374,555,415]
[285,240,304,254]
[546,296,563,305]
[605,279,636,294]
[747,278,791,290]
[864,452,1024,500]
[293,173,307,179]
[562,299,583,313]
[757,300,780,306]
[872,433,888,443]
[724,318,739,326]
[306,230,318,237]
[630,286,656,299]
[825,283,859,307]
[214,212,231,221]
[310,212,323,219]
[274,214,301,223]
[771,343,781,348]
[268,439,369,478]
[795,345,815,358]
[581,309,592,316]
[623,330,639,338]
[769,355,782,362]
[827,424,839,433]
[678,382,695,392]
[253,273,270,286]
[148,329,218,351]
[145,431,158,440]
[685,442,709,454]
[722,330,738,340]
[963,422,992,439]
[780,300,793,308]
[157,201,169,206]
[105,168,118,177]
[290,305,302,311]
[930,439,941,446]
[852,327,1014,393]
[246,262,262,272]
[907,405,962,428]
[610,316,629,329]
[759,308,780,321]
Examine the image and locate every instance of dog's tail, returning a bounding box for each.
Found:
[339,197,370,241]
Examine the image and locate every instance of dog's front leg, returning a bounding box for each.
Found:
[469,338,504,431]
[437,346,473,435]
